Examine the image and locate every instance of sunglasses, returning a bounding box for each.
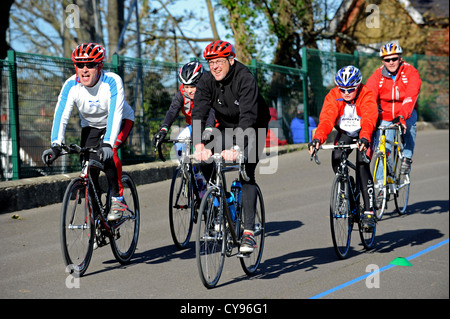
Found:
[339,87,358,94]
[75,62,99,69]
[383,57,399,63]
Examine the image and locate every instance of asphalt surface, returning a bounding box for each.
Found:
[1,129,448,304]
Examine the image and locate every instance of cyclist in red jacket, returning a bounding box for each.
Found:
[309,66,378,228]
[366,42,422,175]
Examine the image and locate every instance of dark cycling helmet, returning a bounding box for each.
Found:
[334,66,362,87]
[380,42,403,57]
[203,40,236,60]
[178,61,204,85]
[72,43,105,63]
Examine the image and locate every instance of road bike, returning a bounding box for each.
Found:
[371,123,410,220]
[57,144,140,276]
[311,142,375,259]
[156,137,205,249]
[195,151,265,288]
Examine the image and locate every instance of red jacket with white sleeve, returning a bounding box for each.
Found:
[313,84,378,145]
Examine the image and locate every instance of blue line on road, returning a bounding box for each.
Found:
[310,238,449,299]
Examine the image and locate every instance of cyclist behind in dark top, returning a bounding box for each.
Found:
[42,43,134,222]
[308,66,378,228]
[192,40,270,254]
[152,61,216,161]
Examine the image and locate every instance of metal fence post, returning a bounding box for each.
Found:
[7,50,20,180]
[354,50,360,68]
[301,47,310,143]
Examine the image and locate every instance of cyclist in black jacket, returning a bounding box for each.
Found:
[192,40,270,254]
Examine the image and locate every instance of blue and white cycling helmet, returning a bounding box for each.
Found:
[334,66,362,88]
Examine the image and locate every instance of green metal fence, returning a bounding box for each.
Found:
[1,49,448,180]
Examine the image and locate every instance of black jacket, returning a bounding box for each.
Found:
[192,60,270,132]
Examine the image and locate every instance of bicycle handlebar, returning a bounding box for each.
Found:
[155,138,190,162]
[376,123,404,145]
[209,151,250,182]
[155,138,249,181]
[310,143,369,165]
[44,143,98,167]
[61,143,98,155]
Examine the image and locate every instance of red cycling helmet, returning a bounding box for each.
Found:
[203,40,236,60]
[72,43,105,63]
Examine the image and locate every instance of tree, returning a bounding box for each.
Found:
[10,0,123,60]
[0,0,14,59]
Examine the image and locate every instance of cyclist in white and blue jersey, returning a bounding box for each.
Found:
[42,43,134,221]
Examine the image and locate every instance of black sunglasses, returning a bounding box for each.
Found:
[383,57,399,63]
[75,62,99,69]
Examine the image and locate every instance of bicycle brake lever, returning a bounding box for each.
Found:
[157,140,166,162]
[362,152,370,164]
[310,148,321,165]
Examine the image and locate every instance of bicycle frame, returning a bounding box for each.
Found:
[372,124,411,218]
[62,145,128,237]
[375,125,411,186]
[317,143,361,212]
[207,153,249,247]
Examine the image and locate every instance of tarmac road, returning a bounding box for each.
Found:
[1,129,448,303]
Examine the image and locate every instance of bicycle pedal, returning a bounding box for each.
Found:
[236,252,251,258]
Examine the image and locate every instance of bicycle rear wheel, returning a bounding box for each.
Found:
[169,167,194,249]
[393,153,410,215]
[371,152,388,220]
[240,184,265,275]
[330,175,352,259]
[60,177,94,277]
[110,172,140,264]
[196,187,226,288]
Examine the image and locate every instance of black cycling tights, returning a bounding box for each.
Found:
[331,133,374,212]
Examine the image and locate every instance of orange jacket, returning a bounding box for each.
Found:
[366,62,421,121]
[313,85,378,144]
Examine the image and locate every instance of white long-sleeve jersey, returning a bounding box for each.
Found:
[51,70,134,147]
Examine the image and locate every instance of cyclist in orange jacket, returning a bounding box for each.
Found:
[309,66,378,228]
[366,42,422,175]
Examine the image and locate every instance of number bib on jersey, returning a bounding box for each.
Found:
[338,103,361,137]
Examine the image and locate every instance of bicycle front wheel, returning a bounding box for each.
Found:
[60,177,94,277]
[371,152,388,220]
[330,175,352,259]
[358,206,376,250]
[196,187,226,289]
[169,167,194,249]
[110,172,140,264]
[240,184,265,275]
